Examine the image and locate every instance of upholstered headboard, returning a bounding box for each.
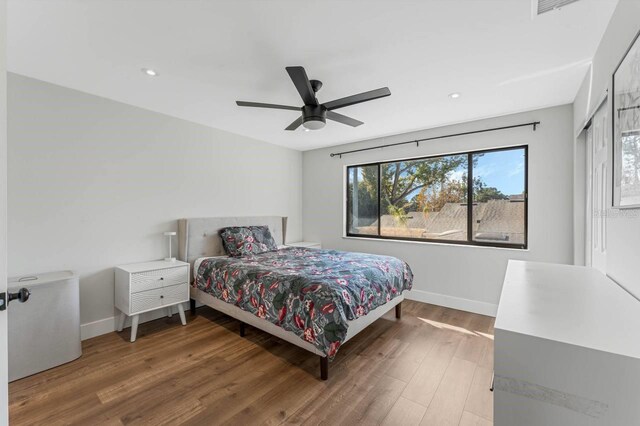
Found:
[177,216,287,270]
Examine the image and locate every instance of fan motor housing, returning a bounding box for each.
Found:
[302,105,326,130]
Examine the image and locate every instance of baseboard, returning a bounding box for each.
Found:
[405,289,497,317]
[80,316,118,341]
[81,292,495,340]
[80,302,190,341]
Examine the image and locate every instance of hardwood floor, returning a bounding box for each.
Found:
[9,300,494,425]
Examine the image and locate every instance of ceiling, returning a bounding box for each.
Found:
[8,0,618,151]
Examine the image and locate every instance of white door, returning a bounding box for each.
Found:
[586,103,608,273]
[0,0,8,423]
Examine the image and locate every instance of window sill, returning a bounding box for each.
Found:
[342,235,529,252]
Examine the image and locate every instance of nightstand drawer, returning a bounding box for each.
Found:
[130,266,187,293]
[130,283,188,313]
[162,283,189,305]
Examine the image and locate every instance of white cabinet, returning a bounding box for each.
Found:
[8,271,81,381]
[287,241,322,249]
[494,260,640,425]
[115,260,189,342]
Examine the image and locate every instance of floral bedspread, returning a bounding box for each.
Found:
[195,247,413,359]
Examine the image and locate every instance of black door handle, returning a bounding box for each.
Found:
[8,288,31,304]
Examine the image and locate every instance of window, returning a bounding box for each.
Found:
[347,165,379,236]
[345,146,527,249]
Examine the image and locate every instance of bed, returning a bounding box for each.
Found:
[178,216,413,380]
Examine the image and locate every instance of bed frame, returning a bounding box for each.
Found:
[178,216,404,380]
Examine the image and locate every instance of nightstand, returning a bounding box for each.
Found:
[287,241,322,249]
[115,260,190,342]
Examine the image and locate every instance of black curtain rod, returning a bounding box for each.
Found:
[329,121,540,158]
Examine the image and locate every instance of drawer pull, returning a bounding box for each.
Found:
[160,295,164,299]
[160,277,164,280]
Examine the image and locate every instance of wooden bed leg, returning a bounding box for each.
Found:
[396,302,402,319]
[320,356,329,381]
[190,299,196,316]
[240,322,246,337]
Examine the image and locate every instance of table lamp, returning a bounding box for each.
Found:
[164,231,177,262]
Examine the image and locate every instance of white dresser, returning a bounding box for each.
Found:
[494,260,640,425]
[115,260,190,342]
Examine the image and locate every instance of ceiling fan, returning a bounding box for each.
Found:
[236,66,391,131]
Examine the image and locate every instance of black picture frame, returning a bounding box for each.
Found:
[612,29,640,209]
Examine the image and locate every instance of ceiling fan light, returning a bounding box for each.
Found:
[302,118,326,130]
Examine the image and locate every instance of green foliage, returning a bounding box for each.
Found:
[387,204,408,225]
[380,156,468,213]
[348,153,513,222]
[473,179,508,202]
[347,166,379,227]
[417,178,467,213]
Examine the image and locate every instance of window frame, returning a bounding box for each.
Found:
[345,145,528,249]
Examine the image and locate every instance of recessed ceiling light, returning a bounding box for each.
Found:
[449,92,461,99]
[141,68,158,77]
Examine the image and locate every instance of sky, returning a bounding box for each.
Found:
[473,148,525,196]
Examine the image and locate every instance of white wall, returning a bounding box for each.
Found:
[574,0,640,134]
[0,0,8,422]
[573,0,640,297]
[8,73,303,331]
[303,105,574,316]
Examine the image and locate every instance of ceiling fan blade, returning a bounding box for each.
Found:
[236,101,300,111]
[322,87,391,110]
[285,116,304,131]
[286,66,318,106]
[326,111,364,127]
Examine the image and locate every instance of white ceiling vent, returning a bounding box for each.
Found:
[534,0,581,15]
